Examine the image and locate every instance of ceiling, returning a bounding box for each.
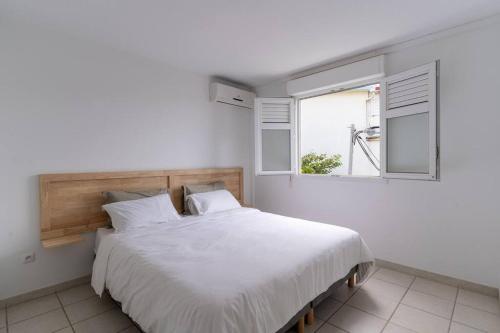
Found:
[3,0,500,87]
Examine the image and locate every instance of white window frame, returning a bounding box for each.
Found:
[254,98,297,175]
[380,61,438,180]
[254,59,439,182]
[296,79,382,178]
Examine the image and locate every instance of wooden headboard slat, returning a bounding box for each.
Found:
[40,167,243,248]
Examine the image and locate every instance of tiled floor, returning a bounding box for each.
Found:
[296,268,500,333]
[1,284,139,333]
[1,268,499,333]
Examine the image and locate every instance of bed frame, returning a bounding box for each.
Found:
[39,166,358,333]
[277,267,357,333]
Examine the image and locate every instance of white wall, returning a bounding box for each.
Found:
[255,20,500,288]
[0,20,253,299]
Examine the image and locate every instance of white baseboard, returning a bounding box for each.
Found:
[376,259,498,298]
[2,260,498,308]
[0,275,90,308]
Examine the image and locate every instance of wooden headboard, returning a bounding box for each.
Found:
[39,167,243,248]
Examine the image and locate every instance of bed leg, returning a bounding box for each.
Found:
[306,308,315,325]
[296,316,305,333]
[348,274,357,288]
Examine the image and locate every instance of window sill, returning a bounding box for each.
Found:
[296,174,388,183]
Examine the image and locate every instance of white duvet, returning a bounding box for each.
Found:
[92,208,373,333]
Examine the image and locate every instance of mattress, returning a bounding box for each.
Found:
[92,208,373,333]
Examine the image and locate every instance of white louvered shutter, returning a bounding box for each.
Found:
[380,61,438,180]
[255,98,296,175]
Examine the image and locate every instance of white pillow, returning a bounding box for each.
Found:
[186,189,241,215]
[102,193,181,232]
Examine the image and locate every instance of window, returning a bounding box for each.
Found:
[381,62,438,180]
[299,83,381,176]
[255,60,439,181]
[254,98,296,175]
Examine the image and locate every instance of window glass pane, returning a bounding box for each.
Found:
[262,129,291,171]
[387,112,429,173]
[299,84,380,176]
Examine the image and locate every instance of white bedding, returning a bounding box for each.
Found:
[92,208,373,333]
[94,227,114,254]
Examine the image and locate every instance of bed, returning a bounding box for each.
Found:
[39,167,373,333]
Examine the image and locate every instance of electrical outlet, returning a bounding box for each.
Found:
[23,252,36,264]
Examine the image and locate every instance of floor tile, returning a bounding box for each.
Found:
[372,269,414,288]
[65,295,116,324]
[73,309,132,333]
[7,294,61,324]
[315,297,343,320]
[55,328,74,333]
[449,322,485,333]
[382,322,417,333]
[58,284,96,306]
[401,290,454,319]
[410,278,457,301]
[119,326,142,333]
[361,278,408,302]
[347,289,399,319]
[329,305,387,333]
[288,318,325,333]
[8,308,69,333]
[317,322,348,332]
[0,307,5,328]
[367,267,380,278]
[453,303,500,332]
[330,283,359,302]
[457,289,500,315]
[391,304,450,333]
[357,270,376,286]
[304,318,325,333]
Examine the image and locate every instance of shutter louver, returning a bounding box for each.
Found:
[387,72,429,109]
[261,102,291,123]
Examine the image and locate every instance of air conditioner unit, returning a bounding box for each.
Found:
[210,82,256,109]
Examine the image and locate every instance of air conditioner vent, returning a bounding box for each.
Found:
[210,83,255,109]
